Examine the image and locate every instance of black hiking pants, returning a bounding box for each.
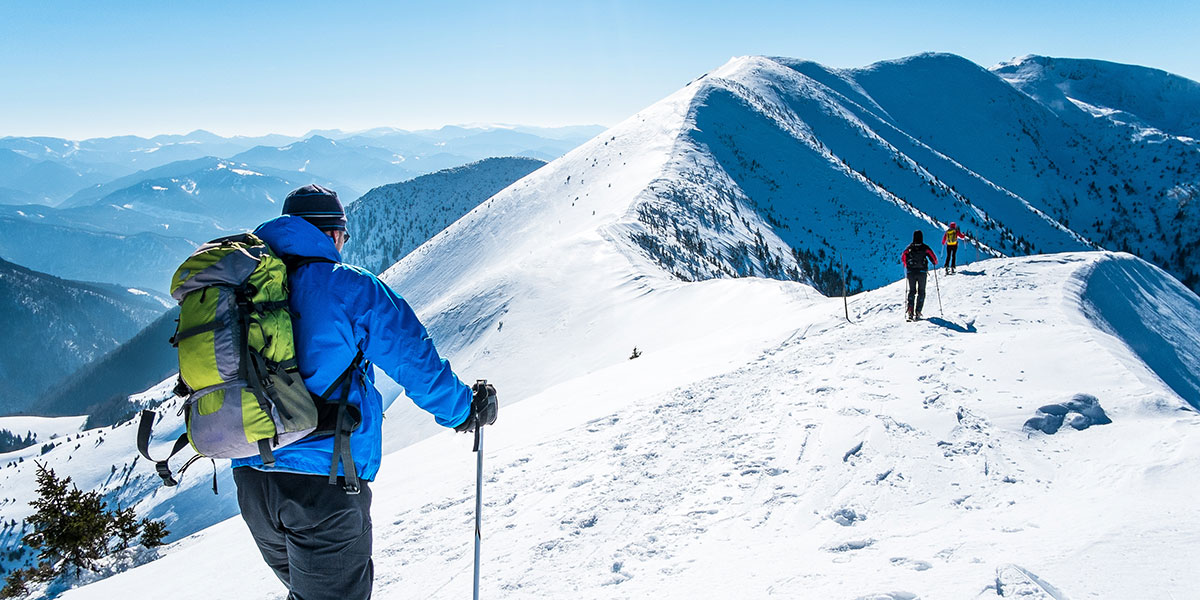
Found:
[234,467,373,600]
[945,244,958,271]
[906,270,927,316]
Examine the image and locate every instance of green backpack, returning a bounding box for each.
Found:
[137,233,362,491]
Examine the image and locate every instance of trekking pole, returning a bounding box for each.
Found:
[473,426,483,600]
[842,261,852,324]
[932,266,944,316]
[472,394,485,600]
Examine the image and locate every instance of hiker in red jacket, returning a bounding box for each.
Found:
[901,230,939,321]
[941,222,967,274]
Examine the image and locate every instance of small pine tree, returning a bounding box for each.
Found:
[22,463,113,578]
[139,519,169,548]
[629,347,642,360]
[0,568,28,599]
[110,507,141,551]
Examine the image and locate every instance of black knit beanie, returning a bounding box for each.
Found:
[912,230,923,244]
[282,184,347,231]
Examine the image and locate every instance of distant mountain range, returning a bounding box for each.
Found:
[0,125,602,294]
[0,125,603,207]
[0,257,168,415]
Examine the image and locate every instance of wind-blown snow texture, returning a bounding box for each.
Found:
[8,54,1200,599]
[342,157,546,273]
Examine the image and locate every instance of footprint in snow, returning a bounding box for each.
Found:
[890,557,932,571]
[822,538,874,553]
[829,507,866,526]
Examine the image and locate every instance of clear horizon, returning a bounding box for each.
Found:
[3,0,1197,140]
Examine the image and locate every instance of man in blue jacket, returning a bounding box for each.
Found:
[233,184,496,600]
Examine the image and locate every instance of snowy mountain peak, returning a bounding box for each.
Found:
[993,55,1200,140]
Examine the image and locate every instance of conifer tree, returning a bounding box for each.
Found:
[139,519,169,548]
[0,568,28,599]
[22,463,111,577]
[111,507,141,551]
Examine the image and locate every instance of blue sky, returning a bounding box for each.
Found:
[2,0,1197,139]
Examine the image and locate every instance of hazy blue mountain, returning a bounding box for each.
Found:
[0,212,197,292]
[0,130,301,175]
[231,135,411,196]
[0,257,168,415]
[0,148,113,205]
[33,307,181,425]
[44,158,352,240]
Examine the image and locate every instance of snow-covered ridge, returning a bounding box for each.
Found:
[53,251,1200,599]
[993,54,1200,140]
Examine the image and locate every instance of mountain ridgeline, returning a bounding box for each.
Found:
[342,157,547,273]
[616,54,1199,294]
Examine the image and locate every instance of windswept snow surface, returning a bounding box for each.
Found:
[60,252,1200,600]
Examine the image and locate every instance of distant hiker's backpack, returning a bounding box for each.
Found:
[904,243,929,271]
[137,233,363,492]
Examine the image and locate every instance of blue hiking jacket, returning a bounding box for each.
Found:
[231,215,473,481]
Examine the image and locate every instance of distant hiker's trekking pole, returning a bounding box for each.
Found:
[468,380,498,600]
[842,261,852,324]
[932,266,944,316]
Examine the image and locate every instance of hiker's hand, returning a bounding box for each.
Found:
[454,382,498,432]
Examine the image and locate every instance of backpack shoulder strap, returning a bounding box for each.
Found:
[324,348,365,494]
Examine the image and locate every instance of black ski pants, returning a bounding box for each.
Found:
[906,270,927,315]
[234,467,373,600]
[945,244,958,271]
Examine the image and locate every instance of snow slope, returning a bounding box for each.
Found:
[11,54,1200,598]
[53,251,1200,600]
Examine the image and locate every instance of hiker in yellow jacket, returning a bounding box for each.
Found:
[941,222,967,274]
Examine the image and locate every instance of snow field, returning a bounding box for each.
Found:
[60,251,1200,600]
